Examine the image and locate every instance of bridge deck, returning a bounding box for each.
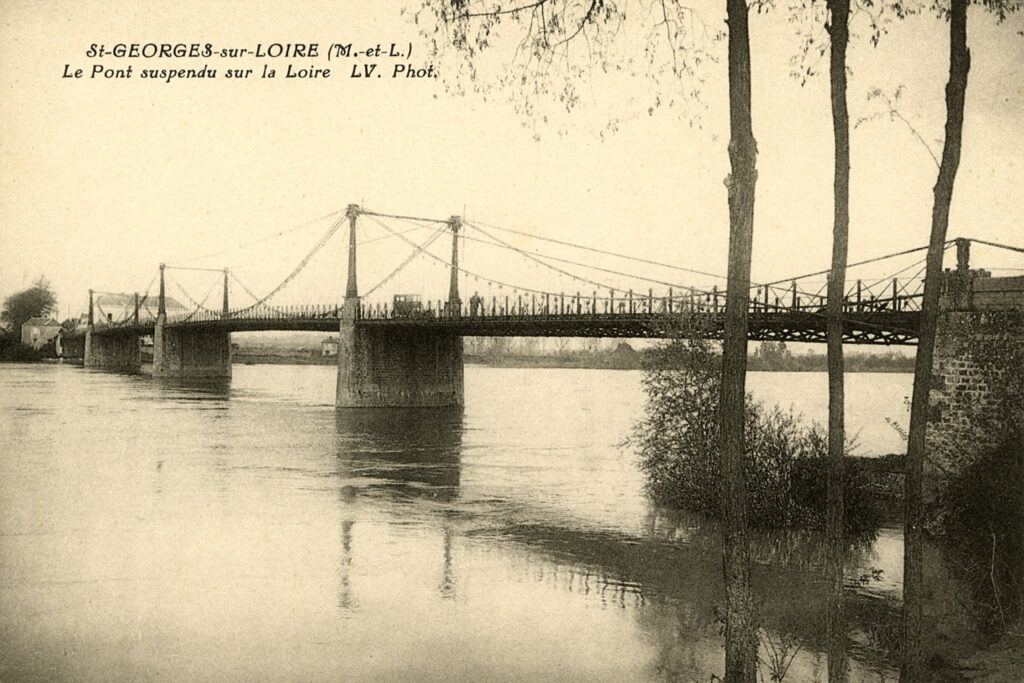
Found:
[358,311,920,344]
[80,309,920,345]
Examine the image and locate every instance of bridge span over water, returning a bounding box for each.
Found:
[65,204,1022,410]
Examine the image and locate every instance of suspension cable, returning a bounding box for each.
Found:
[133,275,158,321]
[225,224,429,306]
[229,271,262,304]
[464,221,635,293]
[231,214,347,312]
[93,288,148,325]
[364,215,576,299]
[861,254,932,291]
[362,223,449,297]
[465,219,827,300]
[469,217,729,281]
[761,242,948,287]
[174,208,345,264]
[463,220,699,294]
[164,265,226,273]
[166,273,222,323]
[961,237,1024,255]
[169,273,221,315]
[361,208,451,224]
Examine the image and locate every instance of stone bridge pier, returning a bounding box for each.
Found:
[335,301,464,408]
[925,242,1024,488]
[335,207,464,408]
[152,317,232,379]
[81,289,142,372]
[150,264,233,379]
[84,330,142,372]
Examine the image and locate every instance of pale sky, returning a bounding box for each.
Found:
[2,0,1022,319]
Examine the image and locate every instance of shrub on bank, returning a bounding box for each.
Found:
[938,433,1024,633]
[0,333,44,362]
[627,333,881,533]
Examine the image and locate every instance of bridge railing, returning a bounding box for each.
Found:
[90,309,161,330]
[163,303,342,324]
[90,278,923,329]
[356,278,924,323]
[357,289,728,321]
[749,277,924,315]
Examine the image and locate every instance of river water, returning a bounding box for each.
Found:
[1,363,913,681]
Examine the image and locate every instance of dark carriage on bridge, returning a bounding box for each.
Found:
[393,294,425,318]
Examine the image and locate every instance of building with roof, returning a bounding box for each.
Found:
[93,292,187,325]
[321,336,339,356]
[21,317,61,350]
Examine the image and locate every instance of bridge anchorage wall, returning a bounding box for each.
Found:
[59,331,86,360]
[925,273,1024,491]
[84,330,142,372]
[153,318,232,379]
[336,302,464,408]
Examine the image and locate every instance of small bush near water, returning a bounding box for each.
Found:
[0,333,44,362]
[627,333,882,533]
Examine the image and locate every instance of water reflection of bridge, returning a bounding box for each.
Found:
[330,408,903,678]
[335,408,463,609]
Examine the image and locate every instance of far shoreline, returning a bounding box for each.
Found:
[18,352,918,373]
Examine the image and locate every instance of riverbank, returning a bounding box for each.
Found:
[465,352,915,371]
[852,453,905,504]
[960,625,1024,680]
[233,352,335,365]
[465,353,640,370]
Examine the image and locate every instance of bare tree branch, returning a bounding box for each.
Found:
[464,0,551,19]
[555,0,600,47]
[857,88,941,168]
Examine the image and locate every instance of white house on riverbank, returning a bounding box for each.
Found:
[21,317,61,349]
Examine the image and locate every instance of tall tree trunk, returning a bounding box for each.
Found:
[902,0,970,679]
[826,0,851,679]
[721,0,758,678]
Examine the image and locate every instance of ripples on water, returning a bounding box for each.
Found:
[0,363,913,681]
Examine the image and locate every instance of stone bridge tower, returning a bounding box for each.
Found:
[335,206,465,407]
[925,239,1024,487]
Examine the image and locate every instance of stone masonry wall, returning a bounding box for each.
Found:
[153,321,232,379]
[336,302,464,408]
[926,309,1024,486]
[84,330,142,372]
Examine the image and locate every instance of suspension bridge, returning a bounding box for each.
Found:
[64,204,1023,407]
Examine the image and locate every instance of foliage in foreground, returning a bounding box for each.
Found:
[627,331,881,533]
[938,433,1024,634]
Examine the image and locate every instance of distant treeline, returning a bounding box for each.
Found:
[745,341,914,372]
[224,337,914,372]
[467,342,643,369]
[467,339,914,372]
